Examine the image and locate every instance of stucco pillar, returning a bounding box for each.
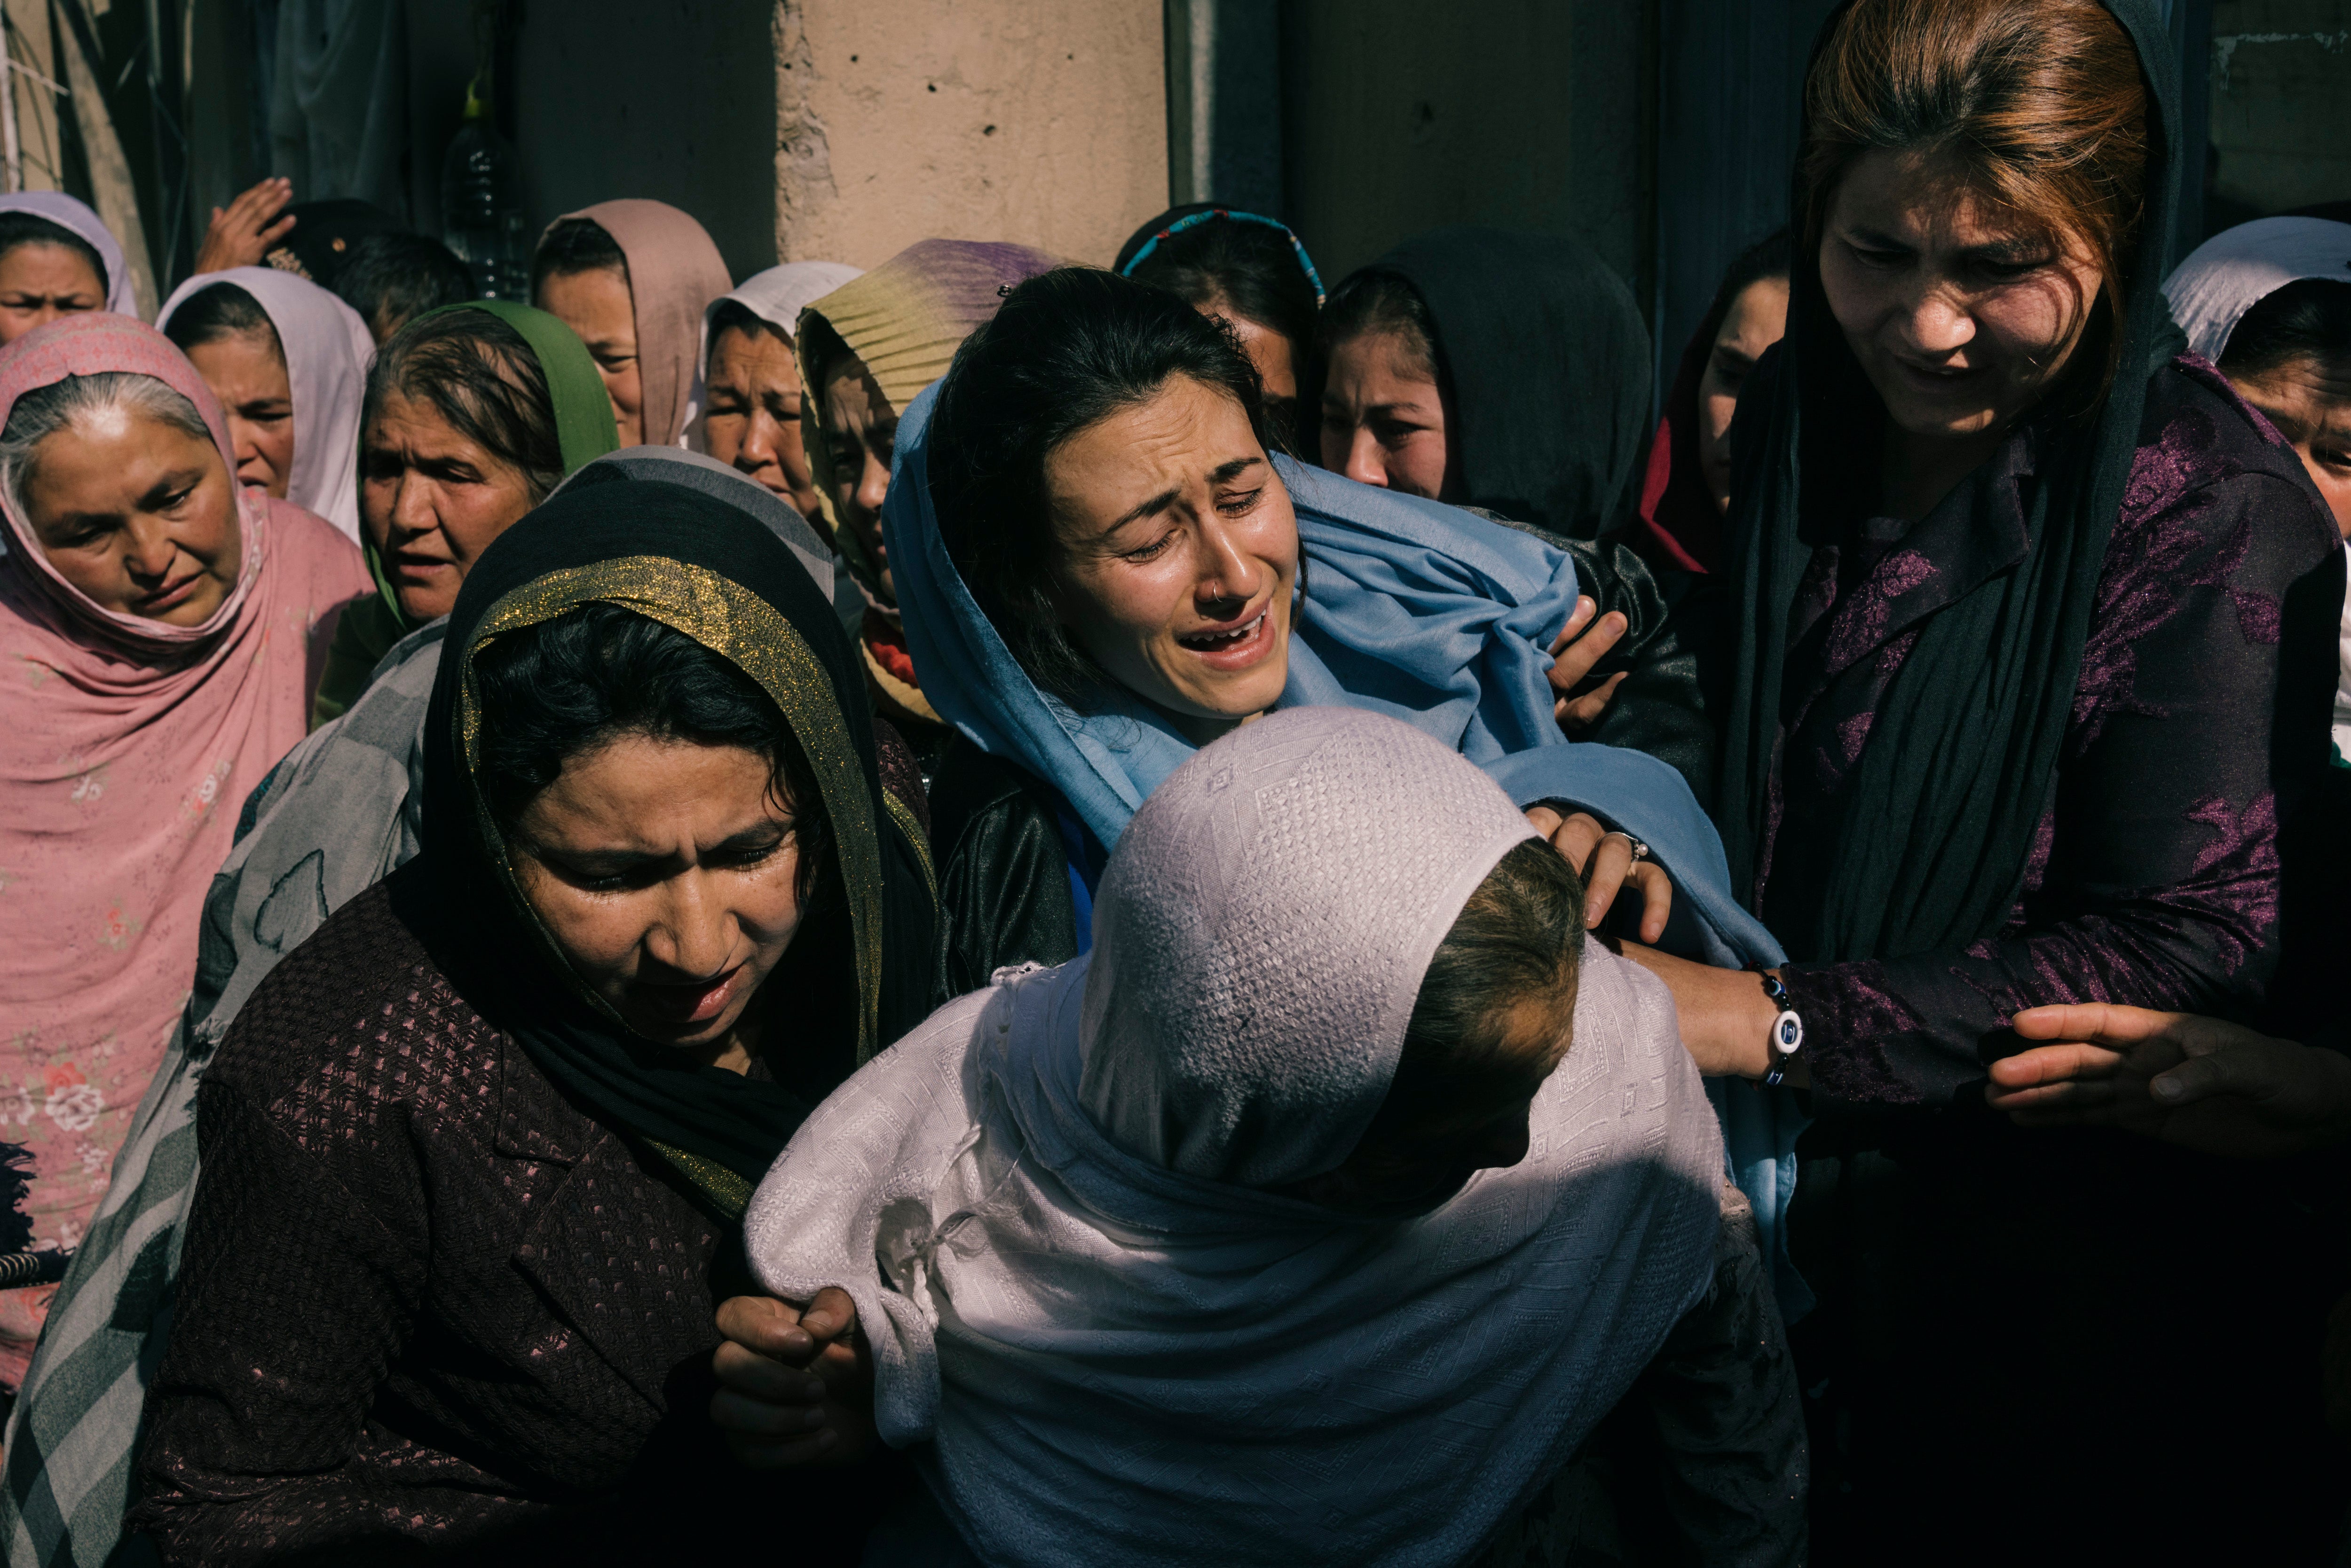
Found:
[773,0,1166,270]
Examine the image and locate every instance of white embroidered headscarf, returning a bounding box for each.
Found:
[746,706,1725,1568]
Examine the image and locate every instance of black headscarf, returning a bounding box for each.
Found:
[1713,0,2182,962]
[1363,227,1653,541]
[391,478,938,1218]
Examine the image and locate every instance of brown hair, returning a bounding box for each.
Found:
[1799,0,2149,409]
[363,308,564,503]
[1395,837,1585,1095]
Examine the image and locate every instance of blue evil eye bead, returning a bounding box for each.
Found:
[1772,1010,1804,1055]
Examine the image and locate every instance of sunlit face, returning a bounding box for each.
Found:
[538,265,643,445]
[509,733,806,1062]
[1319,329,1452,498]
[1203,302,1299,441]
[360,387,538,622]
[1820,147,2105,444]
[1696,276,1790,516]
[1282,1008,1574,1214]
[21,405,241,625]
[2229,356,2351,539]
[1045,374,1297,741]
[821,356,897,598]
[702,322,823,522]
[186,329,294,500]
[0,242,104,344]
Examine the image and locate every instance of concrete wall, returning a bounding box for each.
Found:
[2208,1,2351,215]
[1278,0,1652,299]
[777,0,1165,269]
[399,0,1163,285]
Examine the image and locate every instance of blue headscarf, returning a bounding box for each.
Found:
[884,380,1810,1313]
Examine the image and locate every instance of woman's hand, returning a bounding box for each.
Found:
[1523,805,1672,942]
[1986,1004,2351,1159]
[193,177,295,276]
[1549,594,1629,732]
[710,1288,876,1467]
[1617,943,1790,1081]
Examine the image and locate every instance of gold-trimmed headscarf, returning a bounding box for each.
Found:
[402,475,936,1219]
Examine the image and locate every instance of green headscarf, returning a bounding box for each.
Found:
[311,301,619,726]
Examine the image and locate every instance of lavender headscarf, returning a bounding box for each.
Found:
[158,266,376,543]
[0,192,137,317]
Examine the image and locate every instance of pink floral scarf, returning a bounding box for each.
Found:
[0,316,365,1367]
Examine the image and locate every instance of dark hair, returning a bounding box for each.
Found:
[0,213,105,295]
[334,232,474,340]
[1799,0,2148,416]
[532,216,630,299]
[2217,277,2351,385]
[928,266,1275,703]
[1317,268,1441,385]
[709,298,791,352]
[1122,215,1319,442]
[364,307,564,501]
[1703,229,1792,343]
[162,282,282,362]
[472,602,834,908]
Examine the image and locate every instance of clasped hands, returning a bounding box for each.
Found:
[710,1287,876,1468]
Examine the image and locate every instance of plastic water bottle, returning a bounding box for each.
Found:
[440,80,526,299]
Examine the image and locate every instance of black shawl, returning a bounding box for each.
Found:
[392,479,938,1218]
[1367,226,1653,541]
[1713,0,2183,963]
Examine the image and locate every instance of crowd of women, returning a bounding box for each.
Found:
[1,0,2347,1562]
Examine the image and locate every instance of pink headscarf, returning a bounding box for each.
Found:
[546,199,732,447]
[0,316,366,1279]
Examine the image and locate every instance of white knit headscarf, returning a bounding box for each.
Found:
[1076,705,1536,1186]
[748,707,1726,1568]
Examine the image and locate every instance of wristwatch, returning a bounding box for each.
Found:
[1747,963,1803,1089]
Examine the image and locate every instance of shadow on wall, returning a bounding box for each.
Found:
[2207,4,2351,234]
[1277,0,1652,297]
[403,0,778,283]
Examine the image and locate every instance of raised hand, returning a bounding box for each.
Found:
[193,177,296,276]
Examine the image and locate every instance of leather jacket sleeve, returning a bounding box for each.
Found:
[927,738,1082,1009]
[1473,508,1722,803]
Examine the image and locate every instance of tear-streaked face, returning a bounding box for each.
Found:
[1044,374,1298,743]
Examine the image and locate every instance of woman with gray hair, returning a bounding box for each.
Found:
[738,708,1799,1566]
[0,313,366,1396]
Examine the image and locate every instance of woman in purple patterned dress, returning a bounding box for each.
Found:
[1621,1,2347,1560]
